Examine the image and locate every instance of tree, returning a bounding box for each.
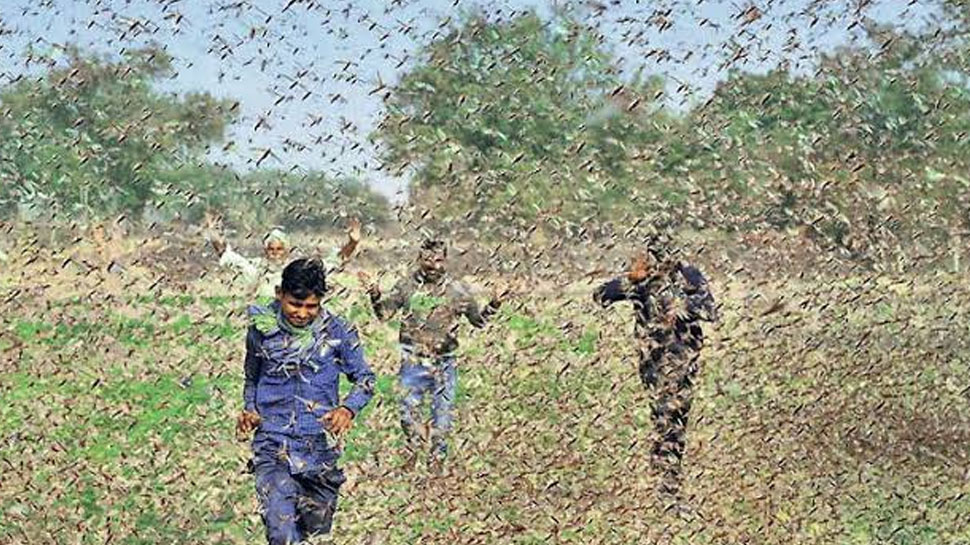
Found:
[0,46,236,221]
[672,21,970,260]
[229,170,391,230]
[143,166,391,231]
[374,12,673,233]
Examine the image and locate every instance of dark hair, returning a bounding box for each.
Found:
[280,258,327,298]
[420,239,447,256]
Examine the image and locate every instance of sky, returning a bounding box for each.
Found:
[0,0,948,202]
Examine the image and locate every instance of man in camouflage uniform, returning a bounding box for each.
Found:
[363,239,502,464]
[593,238,718,499]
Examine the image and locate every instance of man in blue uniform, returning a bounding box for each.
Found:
[236,258,376,544]
[593,239,718,500]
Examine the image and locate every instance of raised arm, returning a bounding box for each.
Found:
[335,322,376,416]
[593,277,635,307]
[456,284,502,328]
[220,247,261,283]
[368,277,410,321]
[336,217,361,265]
[677,264,718,322]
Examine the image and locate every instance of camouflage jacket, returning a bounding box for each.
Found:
[593,261,718,351]
[369,271,499,356]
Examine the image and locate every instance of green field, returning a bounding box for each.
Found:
[1,263,969,545]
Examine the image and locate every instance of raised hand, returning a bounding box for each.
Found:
[628,252,651,283]
[346,217,362,243]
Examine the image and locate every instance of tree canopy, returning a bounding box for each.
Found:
[0,46,235,220]
[0,46,391,229]
[376,9,970,258]
[375,12,673,233]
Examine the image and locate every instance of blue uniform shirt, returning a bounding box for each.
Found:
[243,301,376,437]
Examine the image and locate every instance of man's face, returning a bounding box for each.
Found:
[92,224,106,243]
[418,247,446,279]
[276,290,321,328]
[265,240,288,262]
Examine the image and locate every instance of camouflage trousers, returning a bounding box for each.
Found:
[638,337,700,499]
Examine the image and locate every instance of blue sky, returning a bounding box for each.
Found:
[0,0,947,201]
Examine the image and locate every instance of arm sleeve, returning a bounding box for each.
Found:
[243,327,261,413]
[461,291,500,329]
[220,248,261,283]
[371,278,409,320]
[337,238,359,263]
[592,277,632,307]
[679,265,718,322]
[336,323,376,416]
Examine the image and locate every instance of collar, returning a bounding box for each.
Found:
[252,300,329,339]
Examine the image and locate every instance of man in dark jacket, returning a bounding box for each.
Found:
[593,239,718,500]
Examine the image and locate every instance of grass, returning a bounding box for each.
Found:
[1,265,968,544]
